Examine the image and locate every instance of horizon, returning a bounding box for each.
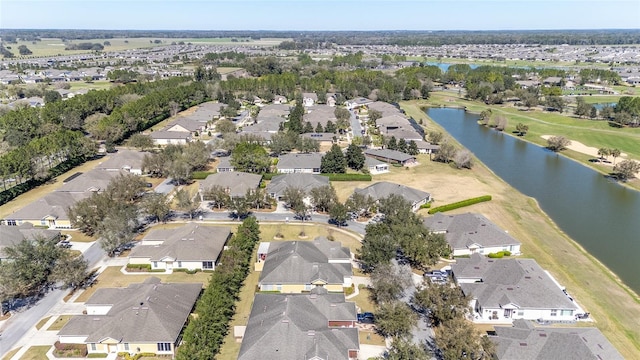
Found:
[1,1,638,32]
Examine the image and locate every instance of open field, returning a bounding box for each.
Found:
[399,100,640,358]
[2,37,286,59]
[418,92,640,190]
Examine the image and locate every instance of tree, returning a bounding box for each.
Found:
[18,44,32,55]
[321,144,346,173]
[345,143,365,170]
[494,115,507,131]
[328,202,349,227]
[43,90,62,104]
[610,148,621,165]
[435,317,495,360]
[368,109,382,124]
[298,137,320,153]
[414,284,469,326]
[314,122,324,133]
[434,142,456,163]
[546,95,565,113]
[97,204,138,256]
[325,120,337,133]
[309,185,338,212]
[375,301,417,338]
[427,131,443,145]
[169,160,192,185]
[597,147,610,160]
[182,141,210,170]
[358,223,397,271]
[383,338,431,360]
[49,251,89,289]
[453,149,473,169]
[175,188,200,219]
[203,185,230,209]
[407,140,419,156]
[370,262,413,304]
[141,193,171,223]
[387,136,398,150]
[231,142,270,173]
[479,109,492,126]
[228,196,250,220]
[515,122,529,136]
[128,133,154,151]
[589,106,598,119]
[575,97,593,118]
[397,138,408,153]
[302,121,314,133]
[268,132,295,155]
[215,119,237,134]
[613,159,640,182]
[546,136,571,152]
[346,192,376,218]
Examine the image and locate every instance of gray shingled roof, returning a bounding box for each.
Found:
[0,223,60,257]
[149,130,191,140]
[129,224,231,262]
[259,238,352,286]
[266,173,329,198]
[57,170,125,193]
[95,150,149,172]
[367,101,402,116]
[492,319,623,360]
[453,255,578,312]
[238,290,359,360]
[58,278,202,343]
[364,148,415,163]
[199,172,262,197]
[165,117,203,132]
[8,191,89,221]
[276,153,323,171]
[423,212,520,252]
[354,181,429,205]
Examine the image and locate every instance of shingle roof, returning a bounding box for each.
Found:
[259,238,352,286]
[58,278,202,343]
[423,212,520,251]
[149,130,191,140]
[364,148,415,163]
[129,224,231,262]
[366,101,402,116]
[354,181,429,205]
[492,319,623,360]
[453,255,578,311]
[199,172,262,197]
[8,191,89,221]
[276,153,323,171]
[165,117,203,132]
[266,173,329,198]
[238,291,359,360]
[0,223,60,257]
[95,150,149,172]
[57,170,125,193]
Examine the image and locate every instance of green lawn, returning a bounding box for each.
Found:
[47,315,73,331]
[18,346,50,360]
[35,316,51,330]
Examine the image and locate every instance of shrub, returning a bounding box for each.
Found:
[344,284,355,296]
[420,202,432,209]
[87,354,108,358]
[320,173,372,181]
[191,171,213,180]
[173,268,199,274]
[126,263,151,270]
[487,252,504,258]
[427,195,492,214]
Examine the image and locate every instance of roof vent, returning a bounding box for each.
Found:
[539,333,547,337]
[307,330,315,336]
[519,343,527,346]
[506,287,514,290]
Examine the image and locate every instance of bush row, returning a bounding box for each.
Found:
[125,264,151,270]
[176,216,261,359]
[427,195,492,214]
[259,172,371,181]
[488,250,512,258]
[191,171,213,180]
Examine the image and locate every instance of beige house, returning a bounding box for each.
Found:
[58,278,202,357]
[128,224,231,271]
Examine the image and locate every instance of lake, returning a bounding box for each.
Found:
[426,107,640,294]
[425,62,479,72]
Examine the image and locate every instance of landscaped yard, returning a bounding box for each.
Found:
[47,315,73,331]
[74,266,211,303]
[17,346,50,360]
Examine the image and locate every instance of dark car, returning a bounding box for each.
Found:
[357,312,375,323]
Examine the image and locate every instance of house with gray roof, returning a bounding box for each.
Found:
[163,117,206,135]
[365,156,390,174]
[129,223,231,271]
[303,105,337,130]
[0,223,61,260]
[345,97,373,110]
[277,152,323,174]
[149,130,191,146]
[257,237,352,293]
[238,289,359,360]
[414,140,440,154]
[56,170,125,194]
[3,191,90,229]
[364,148,417,166]
[302,92,318,107]
[366,101,402,116]
[492,319,623,360]
[266,173,330,200]
[301,132,336,147]
[452,254,579,323]
[95,150,149,175]
[199,171,262,199]
[215,157,234,172]
[354,181,430,211]
[423,212,521,257]
[58,277,202,357]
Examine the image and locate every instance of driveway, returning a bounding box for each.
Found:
[350,110,363,138]
[154,178,175,194]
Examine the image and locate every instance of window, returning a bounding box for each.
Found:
[550,309,558,317]
[6,219,17,226]
[202,261,213,269]
[517,311,524,316]
[561,310,573,316]
[157,343,171,352]
[90,343,97,351]
[177,261,182,268]
[41,220,47,226]
[153,262,157,268]
[124,343,129,351]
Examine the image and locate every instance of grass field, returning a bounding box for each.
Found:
[2,37,286,59]
[47,315,73,331]
[399,100,640,358]
[17,346,50,360]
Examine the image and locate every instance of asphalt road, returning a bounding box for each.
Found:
[350,110,363,138]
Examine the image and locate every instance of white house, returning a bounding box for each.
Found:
[276,153,323,174]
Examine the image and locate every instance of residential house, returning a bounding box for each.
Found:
[198,171,262,200]
[452,254,579,323]
[364,156,390,175]
[302,92,318,107]
[301,132,335,147]
[56,170,124,194]
[257,237,352,293]
[423,212,521,256]
[326,94,337,107]
[58,278,201,357]
[491,319,623,360]
[345,97,373,110]
[354,181,430,211]
[149,130,191,146]
[276,152,323,174]
[163,118,206,136]
[303,105,338,131]
[215,157,235,172]
[2,192,89,229]
[0,223,61,261]
[238,289,359,360]
[364,148,417,166]
[266,173,329,200]
[128,224,231,271]
[273,95,287,104]
[414,140,440,155]
[95,150,149,175]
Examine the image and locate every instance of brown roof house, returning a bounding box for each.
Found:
[57,278,201,357]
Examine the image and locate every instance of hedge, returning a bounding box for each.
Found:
[191,171,213,180]
[126,263,151,270]
[420,202,432,209]
[488,250,512,258]
[427,195,492,214]
[87,354,108,358]
[320,173,372,181]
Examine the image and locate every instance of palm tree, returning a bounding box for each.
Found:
[597,147,610,161]
[610,148,621,165]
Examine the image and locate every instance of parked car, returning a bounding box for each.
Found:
[357,312,375,323]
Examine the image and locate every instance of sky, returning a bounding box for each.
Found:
[0,0,638,31]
